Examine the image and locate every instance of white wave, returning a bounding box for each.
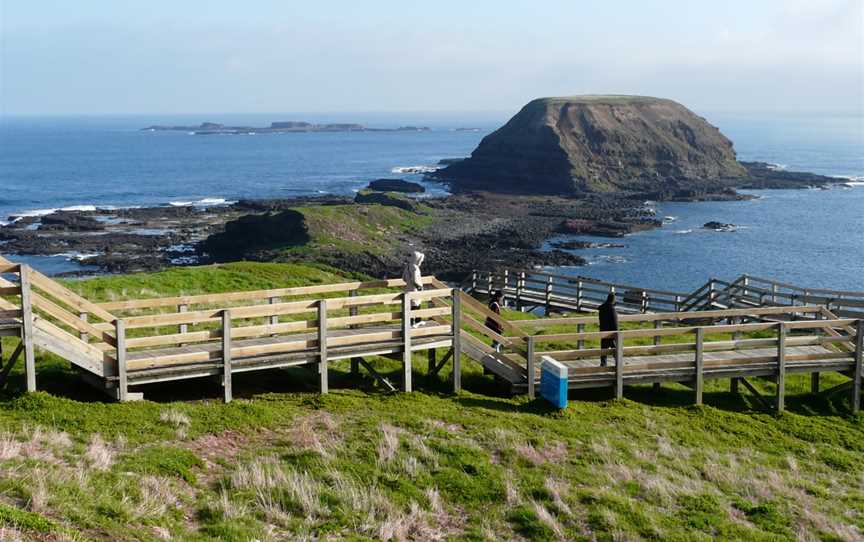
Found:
[674,229,693,234]
[8,204,99,222]
[766,163,787,171]
[663,216,677,222]
[54,252,101,261]
[168,198,235,207]
[391,165,441,174]
[831,174,864,182]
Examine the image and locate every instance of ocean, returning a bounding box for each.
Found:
[1,110,862,289]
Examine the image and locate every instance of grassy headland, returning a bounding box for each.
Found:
[0,263,861,541]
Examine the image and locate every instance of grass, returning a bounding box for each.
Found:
[0,262,862,541]
[288,203,435,255]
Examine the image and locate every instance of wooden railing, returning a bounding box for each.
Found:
[507,304,862,412]
[469,268,864,318]
[469,268,687,314]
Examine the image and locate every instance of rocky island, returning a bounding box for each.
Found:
[142,121,431,135]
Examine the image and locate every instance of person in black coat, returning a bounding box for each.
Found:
[598,293,619,367]
[485,291,504,352]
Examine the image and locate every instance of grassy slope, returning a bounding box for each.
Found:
[0,263,861,542]
[287,204,434,256]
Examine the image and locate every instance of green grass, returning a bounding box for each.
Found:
[288,203,434,256]
[0,262,861,541]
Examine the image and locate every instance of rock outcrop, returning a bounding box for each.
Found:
[436,95,748,195]
[366,179,425,193]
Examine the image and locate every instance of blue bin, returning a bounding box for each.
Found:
[540,356,568,409]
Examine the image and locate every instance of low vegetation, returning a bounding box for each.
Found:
[0,263,861,541]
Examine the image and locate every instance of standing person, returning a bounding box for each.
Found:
[485,290,504,352]
[598,293,619,367]
[402,251,425,327]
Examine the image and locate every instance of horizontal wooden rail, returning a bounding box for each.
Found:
[98,276,440,312]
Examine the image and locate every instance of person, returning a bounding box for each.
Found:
[598,292,619,367]
[402,251,425,327]
[485,290,504,352]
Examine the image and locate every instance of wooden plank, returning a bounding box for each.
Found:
[29,270,116,323]
[615,331,624,399]
[0,310,22,320]
[527,336,535,399]
[853,320,863,414]
[319,301,328,393]
[0,342,23,390]
[0,286,21,296]
[125,319,317,349]
[452,290,461,392]
[98,276,439,311]
[458,291,528,339]
[222,310,233,402]
[695,327,704,405]
[121,298,319,329]
[30,292,116,346]
[115,319,128,402]
[401,294,411,392]
[19,265,36,392]
[776,324,786,412]
[514,304,825,328]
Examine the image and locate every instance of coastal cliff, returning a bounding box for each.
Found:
[437,95,748,195]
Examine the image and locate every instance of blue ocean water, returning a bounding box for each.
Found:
[0,110,862,288]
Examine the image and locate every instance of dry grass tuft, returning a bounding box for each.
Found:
[515,440,568,466]
[287,412,340,458]
[377,423,405,464]
[27,470,49,513]
[159,408,191,440]
[132,475,179,519]
[544,477,572,517]
[0,432,21,461]
[532,500,566,541]
[85,433,114,471]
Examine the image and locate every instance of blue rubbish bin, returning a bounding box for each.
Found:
[540,356,568,409]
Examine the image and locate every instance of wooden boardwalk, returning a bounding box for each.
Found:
[0,254,861,413]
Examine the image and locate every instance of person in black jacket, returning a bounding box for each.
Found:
[598,293,619,367]
[485,291,504,352]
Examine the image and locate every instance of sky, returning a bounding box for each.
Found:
[0,0,862,115]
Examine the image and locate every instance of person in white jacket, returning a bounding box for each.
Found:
[402,251,425,327]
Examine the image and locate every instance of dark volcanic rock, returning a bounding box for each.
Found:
[559,218,661,238]
[353,190,419,212]
[551,240,625,250]
[366,179,425,193]
[738,161,841,188]
[39,211,105,232]
[703,221,737,231]
[202,210,310,261]
[436,95,747,195]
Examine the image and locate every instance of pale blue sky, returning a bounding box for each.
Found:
[1,0,861,115]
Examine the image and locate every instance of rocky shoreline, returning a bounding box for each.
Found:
[0,164,848,280]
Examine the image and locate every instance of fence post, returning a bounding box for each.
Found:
[742,275,750,299]
[471,270,477,293]
[853,320,863,414]
[577,323,585,351]
[318,300,328,394]
[269,297,279,326]
[516,272,524,311]
[527,336,536,399]
[675,295,682,312]
[221,310,232,403]
[615,331,624,399]
[503,269,510,298]
[487,272,493,296]
[451,289,461,393]
[576,280,583,312]
[772,283,778,305]
[401,293,412,392]
[641,291,648,314]
[654,320,662,347]
[695,327,704,405]
[776,323,786,413]
[115,319,128,402]
[545,276,553,315]
[19,265,36,393]
[178,304,188,335]
[79,312,89,342]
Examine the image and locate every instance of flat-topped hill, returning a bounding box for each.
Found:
[437,95,748,194]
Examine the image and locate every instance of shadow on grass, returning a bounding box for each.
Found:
[1,356,856,419]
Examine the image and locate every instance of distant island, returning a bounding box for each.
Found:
[141,121,431,135]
